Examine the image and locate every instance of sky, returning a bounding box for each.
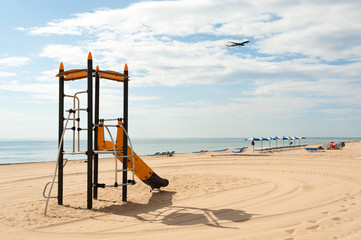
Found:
[1,0,361,139]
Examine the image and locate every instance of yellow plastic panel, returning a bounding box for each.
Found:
[97,70,129,82]
[56,69,88,80]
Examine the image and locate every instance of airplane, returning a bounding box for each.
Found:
[226,40,250,47]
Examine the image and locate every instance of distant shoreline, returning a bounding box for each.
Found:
[1,137,360,165]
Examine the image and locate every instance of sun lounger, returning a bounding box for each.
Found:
[305,146,324,152]
[232,147,248,153]
[192,150,208,153]
[214,148,228,152]
[148,151,175,156]
[147,152,160,156]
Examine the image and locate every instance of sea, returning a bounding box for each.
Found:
[0,137,360,165]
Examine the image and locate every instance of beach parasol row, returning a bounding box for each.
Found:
[245,136,306,150]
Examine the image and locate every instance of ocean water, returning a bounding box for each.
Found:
[0,137,360,164]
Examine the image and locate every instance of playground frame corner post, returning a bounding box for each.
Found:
[122,64,129,202]
[87,53,93,209]
[58,63,64,206]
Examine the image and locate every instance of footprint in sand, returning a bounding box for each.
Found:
[285,229,295,234]
[332,217,341,221]
[306,225,319,230]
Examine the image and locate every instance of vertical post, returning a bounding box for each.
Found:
[87,52,93,209]
[122,64,129,202]
[93,65,100,199]
[58,62,64,205]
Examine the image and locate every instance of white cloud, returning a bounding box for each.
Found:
[0,108,25,119]
[23,0,361,85]
[0,71,16,77]
[0,81,58,94]
[35,69,59,82]
[10,0,361,138]
[39,44,87,65]
[0,57,31,67]
[0,80,91,103]
[255,2,361,61]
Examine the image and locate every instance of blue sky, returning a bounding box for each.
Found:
[1,0,361,139]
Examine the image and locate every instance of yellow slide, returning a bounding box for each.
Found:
[97,120,169,189]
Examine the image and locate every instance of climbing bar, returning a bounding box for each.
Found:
[94,124,121,128]
[63,151,87,155]
[117,168,135,172]
[64,108,87,113]
[101,118,123,122]
[95,182,135,188]
[93,150,124,154]
[65,109,76,113]
[115,155,134,158]
[67,118,80,121]
[62,150,128,155]
[64,108,88,112]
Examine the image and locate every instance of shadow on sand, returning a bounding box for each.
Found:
[97,191,253,228]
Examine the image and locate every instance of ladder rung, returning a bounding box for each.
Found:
[105,182,136,187]
[117,168,134,172]
[116,155,134,158]
[102,118,122,122]
[93,150,124,154]
[63,151,87,155]
[65,108,87,112]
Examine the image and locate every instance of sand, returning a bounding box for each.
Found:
[1,142,361,239]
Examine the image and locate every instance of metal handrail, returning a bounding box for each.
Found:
[104,126,119,184]
[44,111,72,215]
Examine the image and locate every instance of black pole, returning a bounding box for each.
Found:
[58,62,64,205]
[122,64,129,202]
[87,52,93,209]
[93,65,100,199]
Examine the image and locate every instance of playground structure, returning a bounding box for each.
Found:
[43,52,168,215]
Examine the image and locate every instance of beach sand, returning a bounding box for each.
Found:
[1,142,361,239]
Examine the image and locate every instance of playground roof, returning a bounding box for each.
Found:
[56,69,128,82]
